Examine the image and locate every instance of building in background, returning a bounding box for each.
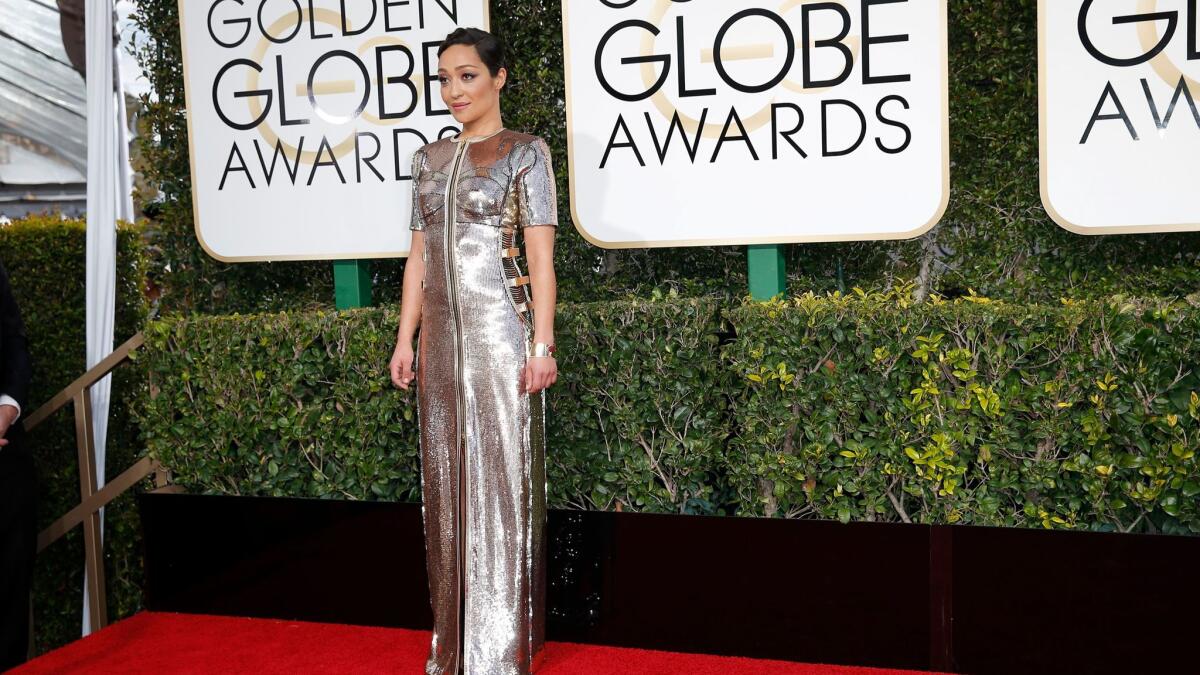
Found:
[0,0,148,222]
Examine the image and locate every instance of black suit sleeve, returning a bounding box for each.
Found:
[0,259,32,412]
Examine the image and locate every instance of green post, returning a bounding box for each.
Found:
[333,259,373,309]
[748,244,786,301]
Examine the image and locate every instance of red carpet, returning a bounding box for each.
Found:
[12,611,945,674]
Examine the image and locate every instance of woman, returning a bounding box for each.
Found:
[388,27,559,675]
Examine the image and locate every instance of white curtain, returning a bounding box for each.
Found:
[83,0,131,637]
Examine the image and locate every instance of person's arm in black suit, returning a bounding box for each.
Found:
[0,258,31,444]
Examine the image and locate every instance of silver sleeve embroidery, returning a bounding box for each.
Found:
[515,137,558,229]
[408,147,425,232]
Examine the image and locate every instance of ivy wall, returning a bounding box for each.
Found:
[128,0,1200,316]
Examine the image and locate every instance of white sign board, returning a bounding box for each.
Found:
[178,0,487,261]
[1040,0,1200,233]
[561,0,949,248]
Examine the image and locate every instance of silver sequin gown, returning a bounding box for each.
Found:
[407,127,557,675]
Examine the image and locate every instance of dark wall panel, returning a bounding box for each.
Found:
[138,493,1199,674]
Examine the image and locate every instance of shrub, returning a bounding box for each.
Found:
[0,214,150,654]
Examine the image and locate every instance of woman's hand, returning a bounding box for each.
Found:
[521,356,558,394]
[390,342,416,390]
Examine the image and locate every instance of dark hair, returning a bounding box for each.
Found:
[437,27,508,79]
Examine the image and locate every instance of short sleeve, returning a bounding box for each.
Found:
[407,148,425,232]
[515,137,558,229]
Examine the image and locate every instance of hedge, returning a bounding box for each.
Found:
[725,284,1200,534]
[138,309,420,500]
[136,288,1200,535]
[0,215,150,655]
[129,0,1200,315]
[550,296,730,513]
[136,295,731,514]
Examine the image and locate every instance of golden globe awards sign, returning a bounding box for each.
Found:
[178,0,487,261]
[562,0,949,248]
[1040,0,1200,233]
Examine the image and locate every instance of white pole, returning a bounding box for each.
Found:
[114,22,135,224]
[83,0,119,637]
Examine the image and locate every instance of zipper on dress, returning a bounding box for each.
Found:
[445,137,470,675]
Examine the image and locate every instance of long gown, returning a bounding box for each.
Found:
[407,127,557,675]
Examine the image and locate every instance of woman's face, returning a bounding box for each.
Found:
[437,44,505,126]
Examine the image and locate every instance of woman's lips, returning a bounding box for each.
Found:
[452,102,469,110]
